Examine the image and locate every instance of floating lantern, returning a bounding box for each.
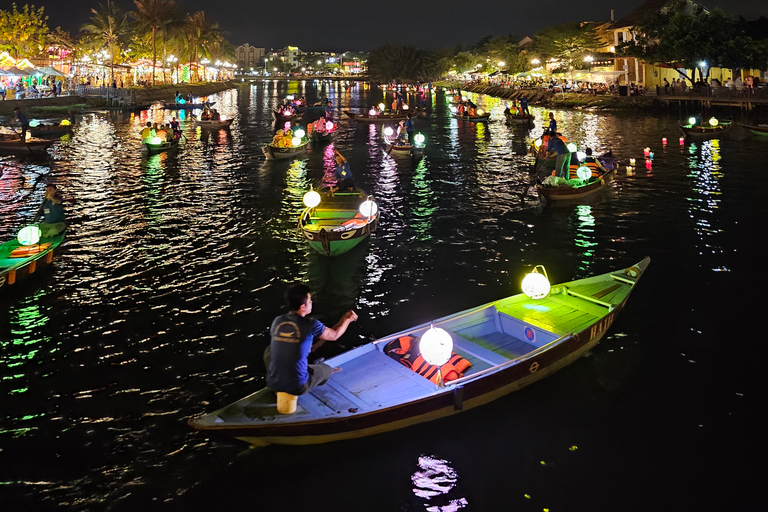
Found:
[648,152,654,160]
[60,119,71,126]
[294,128,305,139]
[378,103,385,111]
[643,147,650,156]
[359,199,378,217]
[688,116,697,126]
[576,165,591,181]
[151,137,162,145]
[402,104,409,110]
[285,121,291,131]
[662,137,667,144]
[303,190,321,208]
[629,158,636,165]
[286,94,294,100]
[420,325,453,367]
[646,159,653,170]
[566,143,578,153]
[326,121,334,131]
[29,120,39,127]
[709,117,718,127]
[369,108,377,116]
[576,151,586,162]
[626,165,634,173]
[534,138,542,149]
[450,106,457,114]
[521,265,550,300]
[477,109,485,115]
[292,136,301,146]
[384,127,394,137]
[679,137,685,145]
[17,225,41,246]
[414,133,426,146]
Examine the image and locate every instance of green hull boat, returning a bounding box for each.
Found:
[298,189,379,256]
[1,231,66,290]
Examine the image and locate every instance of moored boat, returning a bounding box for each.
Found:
[189,257,650,446]
[0,134,56,154]
[193,117,233,128]
[162,102,214,110]
[504,112,534,125]
[680,121,732,139]
[262,140,309,160]
[739,123,768,137]
[297,188,379,256]
[142,137,180,154]
[29,124,74,138]
[1,230,66,290]
[344,110,409,123]
[452,112,491,122]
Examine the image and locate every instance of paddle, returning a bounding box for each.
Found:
[8,125,34,156]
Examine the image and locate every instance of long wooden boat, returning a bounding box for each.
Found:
[273,110,302,122]
[505,112,534,125]
[141,137,180,154]
[344,110,408,123]
[309,128,337,143]
[739,123,768,137]
[679,121,732,139]
[1,231,66,291]
[537,168,616,202]
[163,102,214,110]
[297,188,379,256]
[262,140,309,160]
[0,134,56,154]
[193,117,233,128]
[189,257,650,446]
[29,124,73,138]
[452,113,491,122]
[385,141,425,159]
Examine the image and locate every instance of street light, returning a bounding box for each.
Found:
[264,58,268,75]
[498,61,505,68]
[531,58,540,66]
[584,55,593,72]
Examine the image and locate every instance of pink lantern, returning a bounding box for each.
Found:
[679,137,685,145]
[643,147,650,156]
[662,138,667,144]
[326,121,334,131]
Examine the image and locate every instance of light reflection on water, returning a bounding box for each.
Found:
[1,83,767,510]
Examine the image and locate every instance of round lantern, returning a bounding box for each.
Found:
[576,151,586,162]
[29,120,39,127]
[150,137,162,145]
[292,136,301,146]
[576,165,592,181]
[414,133,426,146]
[18,225,41,246]
[566,143,577,153]
[326,121,334,131]
[303,190,321,208]
[688,116,697,126]
[450,106,458,114]
[384,127,394,137]
[359,199,378,217]
[420,325,453,367]
[294,128,306,139]
[477,109,485,115]
[378,103,385,111]
[60,119,71,126]
[521,265,551,299]
[708,117,718,127]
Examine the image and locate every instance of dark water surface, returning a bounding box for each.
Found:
[1,82,767,511]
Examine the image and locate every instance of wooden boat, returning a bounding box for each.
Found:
[163,102,214,110]
[189,257,650,446]
[273,109,302,122]
[739,123,768,137]
[1,231,66,290]
[193,117,233,128]
[679,121,732,139]
[344,110,409,123]
[452,112,491,122]
[537,168,616,202]
[141,137,180,154]
[262,140,309,160]
[504,112,534,125]
[385,140,425,159]
[29,124,73,138]
[297,188,379,256]
[0,134,56,154]
[309,128,337,143]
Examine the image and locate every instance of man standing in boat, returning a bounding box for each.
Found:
[265,284,358,396]
[12,107,30,141]
[33,184,67,238]
[547,133,571,178]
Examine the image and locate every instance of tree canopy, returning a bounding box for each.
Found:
[0,3,49,59]
[530,22,603,70]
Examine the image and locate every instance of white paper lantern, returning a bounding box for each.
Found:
[303,191,321,208]
[359,200,378,217]
[521,266,551,299]
[420,326,453,366]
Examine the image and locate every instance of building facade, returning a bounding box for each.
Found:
[235,44,266,70]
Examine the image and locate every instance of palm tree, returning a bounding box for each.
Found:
[182,12,210,82]
[132,0,175,85]
[80,1,129,85]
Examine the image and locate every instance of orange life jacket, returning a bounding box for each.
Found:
[384,336,472,384]
[10,243,52,258]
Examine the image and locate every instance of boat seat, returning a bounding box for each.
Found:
[446,330,511,367]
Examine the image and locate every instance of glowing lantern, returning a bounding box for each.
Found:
[292,136,301,146]
[566,143,577,153]
[450,106,457,113]
[414,133,426,146]
[688,116,697,126]
[294,128,305,139]
[326,121,334,131]
[369,108,377,116]
[679,137,685,145]
[60,119,71,126]
[521,265,550,299]
[402,104,409,110]
[286,94,294,100]
[534,138,542,149]
[384,127,394,137]
[303,190,321,208]
[17,225,41,246]
[708,117,718,127]
[151,137,162,145]
[648,152,654,160]
[420,325,453,367]
[359,199,378,217]
[477,109,485,115]
[378,103,385,111]
[626,165,634,174]
[629,158,636,165]
[178,98,186,104]
[285,121,291,131]
[576,165,592,181]
[576,151,586,162]
[29,120,39,127]
[662,137,667,144]
[643,147,650,156]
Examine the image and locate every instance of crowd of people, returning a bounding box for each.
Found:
[140,120,182,144]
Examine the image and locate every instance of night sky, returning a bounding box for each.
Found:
[38,0,766,52]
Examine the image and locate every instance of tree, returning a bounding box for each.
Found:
[0,4,49,59]
[80,1,129,85]
[367,45,436,83]
[618,0,767,84]
[531,22,603,70]
[132,0,175,85]
[180,12,211,82]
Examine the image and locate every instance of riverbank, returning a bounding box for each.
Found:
[434,81,656,110]
[0,81,235,116]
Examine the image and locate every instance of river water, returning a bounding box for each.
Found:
[1,81,766,511]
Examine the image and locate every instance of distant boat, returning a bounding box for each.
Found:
[452,112,490,122]
[0,134,56,154]
[344,110,409,123]
[679,121,732,139]
[193,117,233,128]
[189,257,650,447]
[504,112,534,125]
[163,102,215,110]
[739,123,768,137]
[142,137,180,154]
[29,124,73,138]
[262,140,309,160]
